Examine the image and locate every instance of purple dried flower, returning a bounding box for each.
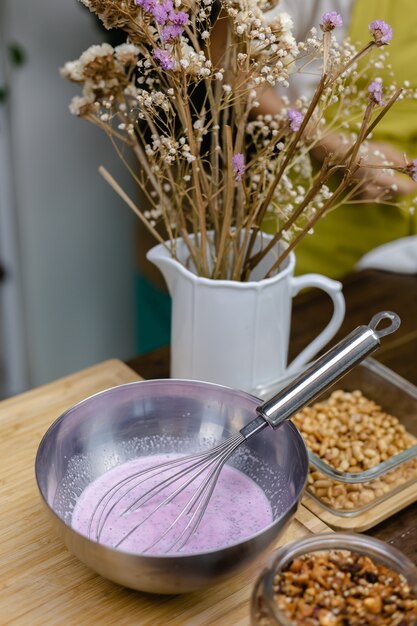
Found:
[368,80,385,106]
[153,0,177,24]
[162,0,175,13]
[287,109,304,132]
[136,0,156,13]
[319,11,343,32]
[154,48,175,70]
[152,2,172,25]
[406,158,417,182]
[137,0,188,34]
[232,153,245,182]
[368,20,393,46]
[161,23,184,42]
[172,11,189,26]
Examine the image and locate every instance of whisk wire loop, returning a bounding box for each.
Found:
[89,442,237,540]
[144,433,246,554]
[89,433,245,550]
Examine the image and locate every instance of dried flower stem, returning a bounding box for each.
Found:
[363,87,403,138]
[214,125,235,278]
[99,166,166,246]
[243,74,328,274]
[322,31,330,76]
[241,156,335,279]
[266,163,361,277]
[325,41,375,88]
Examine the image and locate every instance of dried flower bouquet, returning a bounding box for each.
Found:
[62,1,417,280]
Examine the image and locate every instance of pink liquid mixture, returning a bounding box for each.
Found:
[71,453,273,555]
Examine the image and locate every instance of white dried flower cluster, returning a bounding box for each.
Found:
[137,89,170,111]
[69,92,96,116]
[179,41,212,76]
[61,42,141,117]
[223,0,298,88]
[144,132,197,168]
[115,43,141,64]
[60,43,115,82]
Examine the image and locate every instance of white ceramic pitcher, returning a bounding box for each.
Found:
[147,231,345,397]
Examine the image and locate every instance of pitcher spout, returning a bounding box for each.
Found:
[146,242,184,295]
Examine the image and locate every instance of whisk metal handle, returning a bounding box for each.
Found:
[241,311,400,439]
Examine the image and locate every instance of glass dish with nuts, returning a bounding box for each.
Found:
[251,532,417,626]
[290,359,417,516]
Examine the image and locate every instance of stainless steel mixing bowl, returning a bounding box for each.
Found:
[35,379,308,594]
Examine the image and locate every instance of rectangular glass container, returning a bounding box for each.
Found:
[296,358,417,516]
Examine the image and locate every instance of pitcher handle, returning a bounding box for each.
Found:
[286,274,345,375]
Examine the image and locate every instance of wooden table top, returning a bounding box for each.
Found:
[128,268,417,564]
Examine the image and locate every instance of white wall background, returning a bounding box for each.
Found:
[0,0,137,393]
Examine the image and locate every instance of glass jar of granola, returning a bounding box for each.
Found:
[251,533,417,625]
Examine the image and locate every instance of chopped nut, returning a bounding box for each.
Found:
[317,608,337,625]
[363,596,382,613]
[291,390,417,511]
[253,550,417,625]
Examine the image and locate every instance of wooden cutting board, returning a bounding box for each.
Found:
[0,359,331,626]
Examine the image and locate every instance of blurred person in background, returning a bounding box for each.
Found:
[254,0,417,277]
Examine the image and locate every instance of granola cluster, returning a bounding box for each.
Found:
[254,550,417,625]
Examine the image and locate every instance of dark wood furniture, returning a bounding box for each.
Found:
[128,268,417,562]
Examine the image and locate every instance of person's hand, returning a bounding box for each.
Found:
[355,141,417,200]
[314,135,417,201]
